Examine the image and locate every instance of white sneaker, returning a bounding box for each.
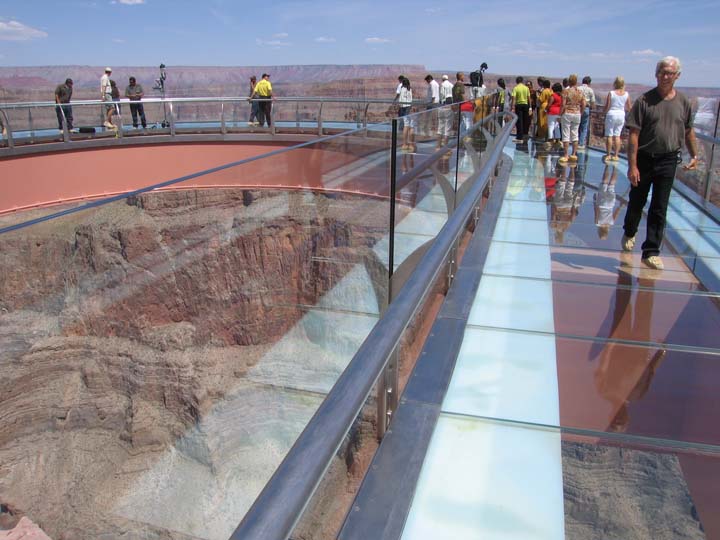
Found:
[642,255,664,270]
[103,121,114,129]
[621,235,635,252]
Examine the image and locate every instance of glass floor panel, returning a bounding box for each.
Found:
[552,280,720,349]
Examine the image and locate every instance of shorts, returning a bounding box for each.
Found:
[437,106,453,137]
[604,112,625,137]
[399,107,415,129]
[561,112,581,143]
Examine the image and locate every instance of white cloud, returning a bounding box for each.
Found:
[314,36,336,43]
[256,38,290,47]
[365,37,391,44]
[112,38,126,43]
[0,19,48,41]
[424,7,443,13]
[118,0,146,4]
[272,32,289,38]
[632,48,662,57]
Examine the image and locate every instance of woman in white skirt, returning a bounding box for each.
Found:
[603,76,631,162]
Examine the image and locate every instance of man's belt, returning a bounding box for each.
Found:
[639,149,681,159]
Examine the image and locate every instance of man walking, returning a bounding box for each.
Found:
[251,73,273,127]
[578,76,596,149]
[54,78,74,131]
[621,56,698,270]
[510,76,531,142]
[125,77,147,129]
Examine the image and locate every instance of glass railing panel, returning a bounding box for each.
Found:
[0,125,394,539]
[171,100,222,131]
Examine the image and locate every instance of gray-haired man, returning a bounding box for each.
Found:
[621,56,699,270]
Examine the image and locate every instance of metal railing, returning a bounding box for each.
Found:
[229,110,515,540]
[0,96,431,148]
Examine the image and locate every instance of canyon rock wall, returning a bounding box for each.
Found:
[0,188,390,539]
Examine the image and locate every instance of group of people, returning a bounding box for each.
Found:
[247,73,274,127]
[511,57,699,271]
[54,67,148,132]
[392,71,487,152]
[506,72,653,167]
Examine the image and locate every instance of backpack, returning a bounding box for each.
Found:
[470,70,483,87]
[110,81,120,100]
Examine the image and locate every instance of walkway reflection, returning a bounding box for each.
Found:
[592,262,666,433]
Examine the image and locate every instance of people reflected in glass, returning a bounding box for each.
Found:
[593,164,625,240]
[549,161,585,243]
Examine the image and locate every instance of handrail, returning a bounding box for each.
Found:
[0,96,430,110]
[229,113,516,540]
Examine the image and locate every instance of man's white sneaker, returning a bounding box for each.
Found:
[621,235,635,252]
[642,256,664,270]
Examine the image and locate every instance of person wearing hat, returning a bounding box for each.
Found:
[100,67,115,129]
[54,78,74,131]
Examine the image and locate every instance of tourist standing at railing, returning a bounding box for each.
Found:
[527,80,538,138]
[510,76,531,143]
[578,76,596,149]
[423,74,440,136]
[558,74,585,164]
[125,77,147,129]
[101,67,116,129]
[248,76,260,126]
[621,56,698,271]
[495,78,507,126]
[251,73,273,127]
[545,82,563,147]
[54,78,73,131]
[398,78,415,152]
[603,76,631,163]
[436,75,454,149]
[536,78,552,142]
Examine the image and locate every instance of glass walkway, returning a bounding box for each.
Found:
[2,100,719,540]
[341,141,720,540]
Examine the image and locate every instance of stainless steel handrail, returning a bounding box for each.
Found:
[0,96,429,109]
[229,113,516,540]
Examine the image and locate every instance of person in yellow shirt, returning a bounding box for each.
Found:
[510,76,531,142]
[251,73,274,127]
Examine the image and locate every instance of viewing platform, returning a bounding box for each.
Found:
[1,95,719,540]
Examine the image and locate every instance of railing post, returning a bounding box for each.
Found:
[296,101,300,129]
[318,102,324,136]
[168,101,176,136]
[60,107,70,143]
[28,109,34,143]
[220,102,227,135]
[377,118,399,440]
[363,103,370,131]
[116,107,123,139]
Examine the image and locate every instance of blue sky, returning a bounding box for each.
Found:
[0,0,718,87]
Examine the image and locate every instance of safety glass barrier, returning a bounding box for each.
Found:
[401,414,719,539]
[0,98,424,149]
[0,124,398,540]
[387,95,500,295]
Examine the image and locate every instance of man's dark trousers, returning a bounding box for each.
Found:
[259,98,272,127]
[515,103,529,138]
[623,152,678,258]
[55,104,73,130]
[130,102,147,128]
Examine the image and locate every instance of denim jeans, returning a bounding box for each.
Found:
[623,152,678,258]
[578,108,590,146]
